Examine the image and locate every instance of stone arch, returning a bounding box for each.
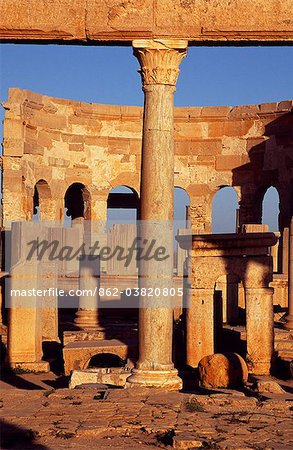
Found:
[212,186,239,233]
[261,186,280,232]
[87,353,125,368]
[107,185,140,222]
[64,182,91,223]
[174,186,190,224]
[33,179,53,221]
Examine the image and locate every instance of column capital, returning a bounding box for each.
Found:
[132,39,188,88]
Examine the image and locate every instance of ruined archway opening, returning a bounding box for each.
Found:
[212,186,239,234]
[262,186,280,273]
[262,186,280,232]
[107,186,139,225]
[33,179,52,222]
[105,185,139,276]
[87,353,126,369]
[64,182,91,226]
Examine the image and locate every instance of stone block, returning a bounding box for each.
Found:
[86,0,154,39]
[108,137,130,154]
[196,155,215,166]
[173,433,202,449]
[69,143,84,152]
[277,100,293,111]
[189,139,222,156]
[198,353,248,389]
[69,368,131,389]
[62,133,84,143]
[259,102,278,113]
[208,120,255,138]
[215,155,242,171]
[63,339,133,375]
[201,106,231,117]
[38,130,53,148]
[3,139,24,157]
[0,0,86,40]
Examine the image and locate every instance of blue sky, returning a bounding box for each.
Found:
[0,44,292,231]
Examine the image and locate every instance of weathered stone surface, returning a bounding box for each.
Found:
[173,433,202,449]
[198,353,249,388]
[1,0,293,42]
[254,379,286,394]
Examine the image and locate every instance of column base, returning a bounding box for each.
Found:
[126,368,182,390]
[74,309,101,329]
[7,361,50,373]
[283,314,293,330]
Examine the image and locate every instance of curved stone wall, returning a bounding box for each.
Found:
[2,88,293,233]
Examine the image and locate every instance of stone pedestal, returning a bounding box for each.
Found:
[7,222,49,372]
[74,256,101,329]
[127,39,187,390]
[245,287,274,375]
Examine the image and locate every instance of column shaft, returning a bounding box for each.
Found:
[245,287,274,375]
[127,39,187,389]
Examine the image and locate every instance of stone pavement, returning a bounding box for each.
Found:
[0,374,293,449]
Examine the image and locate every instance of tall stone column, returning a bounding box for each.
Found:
[284,217,293,329]
[127,39,187,389]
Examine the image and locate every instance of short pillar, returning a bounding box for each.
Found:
[74,256,101,329]
[7,222,49,372]
[245,287,274,375]
[284,217,293,329]
[186,288,214,368]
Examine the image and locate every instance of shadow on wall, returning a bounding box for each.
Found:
[232,112,293,233]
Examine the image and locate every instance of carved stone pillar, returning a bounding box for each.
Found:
[284,217,293,329]
[186,288,215,368]
[245,287,274,375]
[127,39,187,389]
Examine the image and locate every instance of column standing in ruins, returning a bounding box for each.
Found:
[127,39,187,389]
[284,217,293,329]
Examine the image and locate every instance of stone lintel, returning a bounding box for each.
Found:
[176,232,278,255]
[132,39,188,50]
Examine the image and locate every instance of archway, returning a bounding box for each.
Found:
[106,186,139,276]
[107,185,139,225]
[33,179,52,222]
[212,187,239,233]
[88,353,125,369]
[64,182,91,226]
[262,186,280,232]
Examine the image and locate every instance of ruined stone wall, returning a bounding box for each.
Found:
[2,88,293,233]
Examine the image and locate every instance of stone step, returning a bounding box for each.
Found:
[63,339,137,376]
[223,325,293,342]
[63,324,138,346]
[275,340,293,351]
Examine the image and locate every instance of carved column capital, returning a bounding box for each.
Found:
[133,39,187,88]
